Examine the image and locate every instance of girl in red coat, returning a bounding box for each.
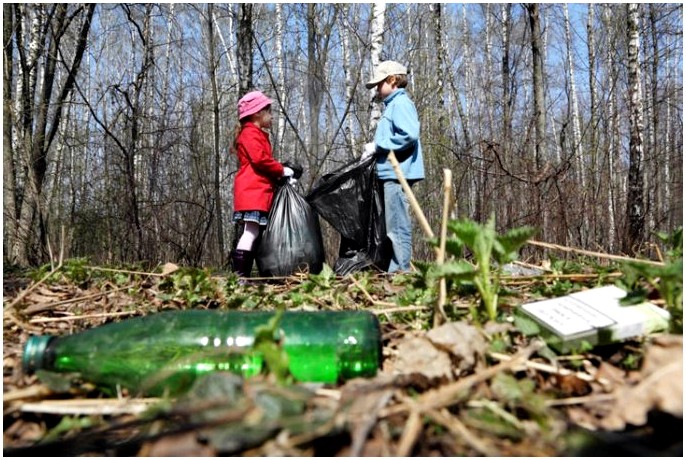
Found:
[230,90,296,277]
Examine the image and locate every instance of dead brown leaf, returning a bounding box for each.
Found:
[599,335,683,430]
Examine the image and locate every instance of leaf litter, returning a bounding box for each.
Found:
[2,263,682,456]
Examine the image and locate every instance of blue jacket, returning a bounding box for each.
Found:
[374,89,425,181]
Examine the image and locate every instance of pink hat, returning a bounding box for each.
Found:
[238,90,273,120]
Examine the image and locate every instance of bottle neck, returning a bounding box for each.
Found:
[22,335,55,373]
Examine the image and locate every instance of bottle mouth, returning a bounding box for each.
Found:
[22,335,54,374]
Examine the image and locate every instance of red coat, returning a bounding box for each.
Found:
[233,122,284,212]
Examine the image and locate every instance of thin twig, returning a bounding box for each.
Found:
[23,284,136,315]
[488,351,604,384]
[29,310,139,324]
[527,240,665,266]
[19,397,162,415]
[545,393,616,407]
[5,262,63,312]
[380,342,542,419]
[427,407,498,456]
[347,274,376,305]
[370,305,431,316]
[396,403,422,456]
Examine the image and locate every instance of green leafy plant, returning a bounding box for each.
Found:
[158,267,218,308]
[617,227,683,333]
[252,308,292,384]
[429,215,536,322]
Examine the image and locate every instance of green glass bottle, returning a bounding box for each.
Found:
[22,310,381,396]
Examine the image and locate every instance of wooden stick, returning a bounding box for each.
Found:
[387,151,434,239]
[29,310,139,324]
[19,397,161,415]
[387,151,448,326]
[488,351,602,384]
[435,169,452,326]
[527,239,665,266]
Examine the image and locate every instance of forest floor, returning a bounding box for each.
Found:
[2,260,683,456]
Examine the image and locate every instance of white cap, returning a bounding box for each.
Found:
[366,61,407,89]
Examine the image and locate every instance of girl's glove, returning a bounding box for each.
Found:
[282,161,303,179]
[282,166,297,185]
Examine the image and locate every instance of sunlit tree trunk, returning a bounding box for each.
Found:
[3,4,18,264]
[340,4,356,155]
[603,6,619,252]
[275,3,286,152]
[368,2,385,133]
[207,4,224,264]
[500,4,512,154]
[625,3,645,254]
[564,4,587,246]
[11,4,95,266]
[237,4,253,96]
[587,5,600,244]
[525,3,547,240]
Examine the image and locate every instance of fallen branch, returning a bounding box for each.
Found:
[29,310,139,324]
[23,284,137,315]
[527,240,665,267]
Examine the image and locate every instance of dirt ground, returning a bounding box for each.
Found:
[3,265,683,456]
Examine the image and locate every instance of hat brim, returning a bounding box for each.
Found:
[239,99,273,120]
[365,78,384,89]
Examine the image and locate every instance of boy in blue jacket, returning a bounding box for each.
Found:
[362,61,425,272]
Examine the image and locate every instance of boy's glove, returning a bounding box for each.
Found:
[282,161,303,179]
[361,142,376,160]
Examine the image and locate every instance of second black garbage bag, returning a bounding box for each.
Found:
[307,156,390,275]
[256,184,325,277]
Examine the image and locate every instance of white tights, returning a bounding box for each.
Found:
[236,221,260,251]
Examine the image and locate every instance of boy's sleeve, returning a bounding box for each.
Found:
[378,99,420,153]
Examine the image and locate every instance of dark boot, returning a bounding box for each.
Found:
[230,249,254,278]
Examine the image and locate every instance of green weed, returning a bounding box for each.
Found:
[427,215,536,322]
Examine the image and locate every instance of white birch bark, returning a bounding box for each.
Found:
[564,5,585,189]
[483,4,494,137]
[368,2,385,133]
[603,5,617,252]
[340,4,356,154]
[625,3,646,251]
[275,3,286,152]
[587,5,599,195]
[564,4,587,245]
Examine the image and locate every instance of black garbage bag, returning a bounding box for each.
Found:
[255,184,325,277]
[306,157,390,275]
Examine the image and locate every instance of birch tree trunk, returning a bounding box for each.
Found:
[564,4,587,246]
[603,5,618,252]
[275,3,286,152]
[368,2,385,133]
[526,4,546,170]
[340,4,356,155]
[625,3,646,253]
[11,4,95,266]
[500,4,512,151]
[587,5,600,244]
[207,3,224,264]
[3,4,18,263]
[237,4,253,96]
